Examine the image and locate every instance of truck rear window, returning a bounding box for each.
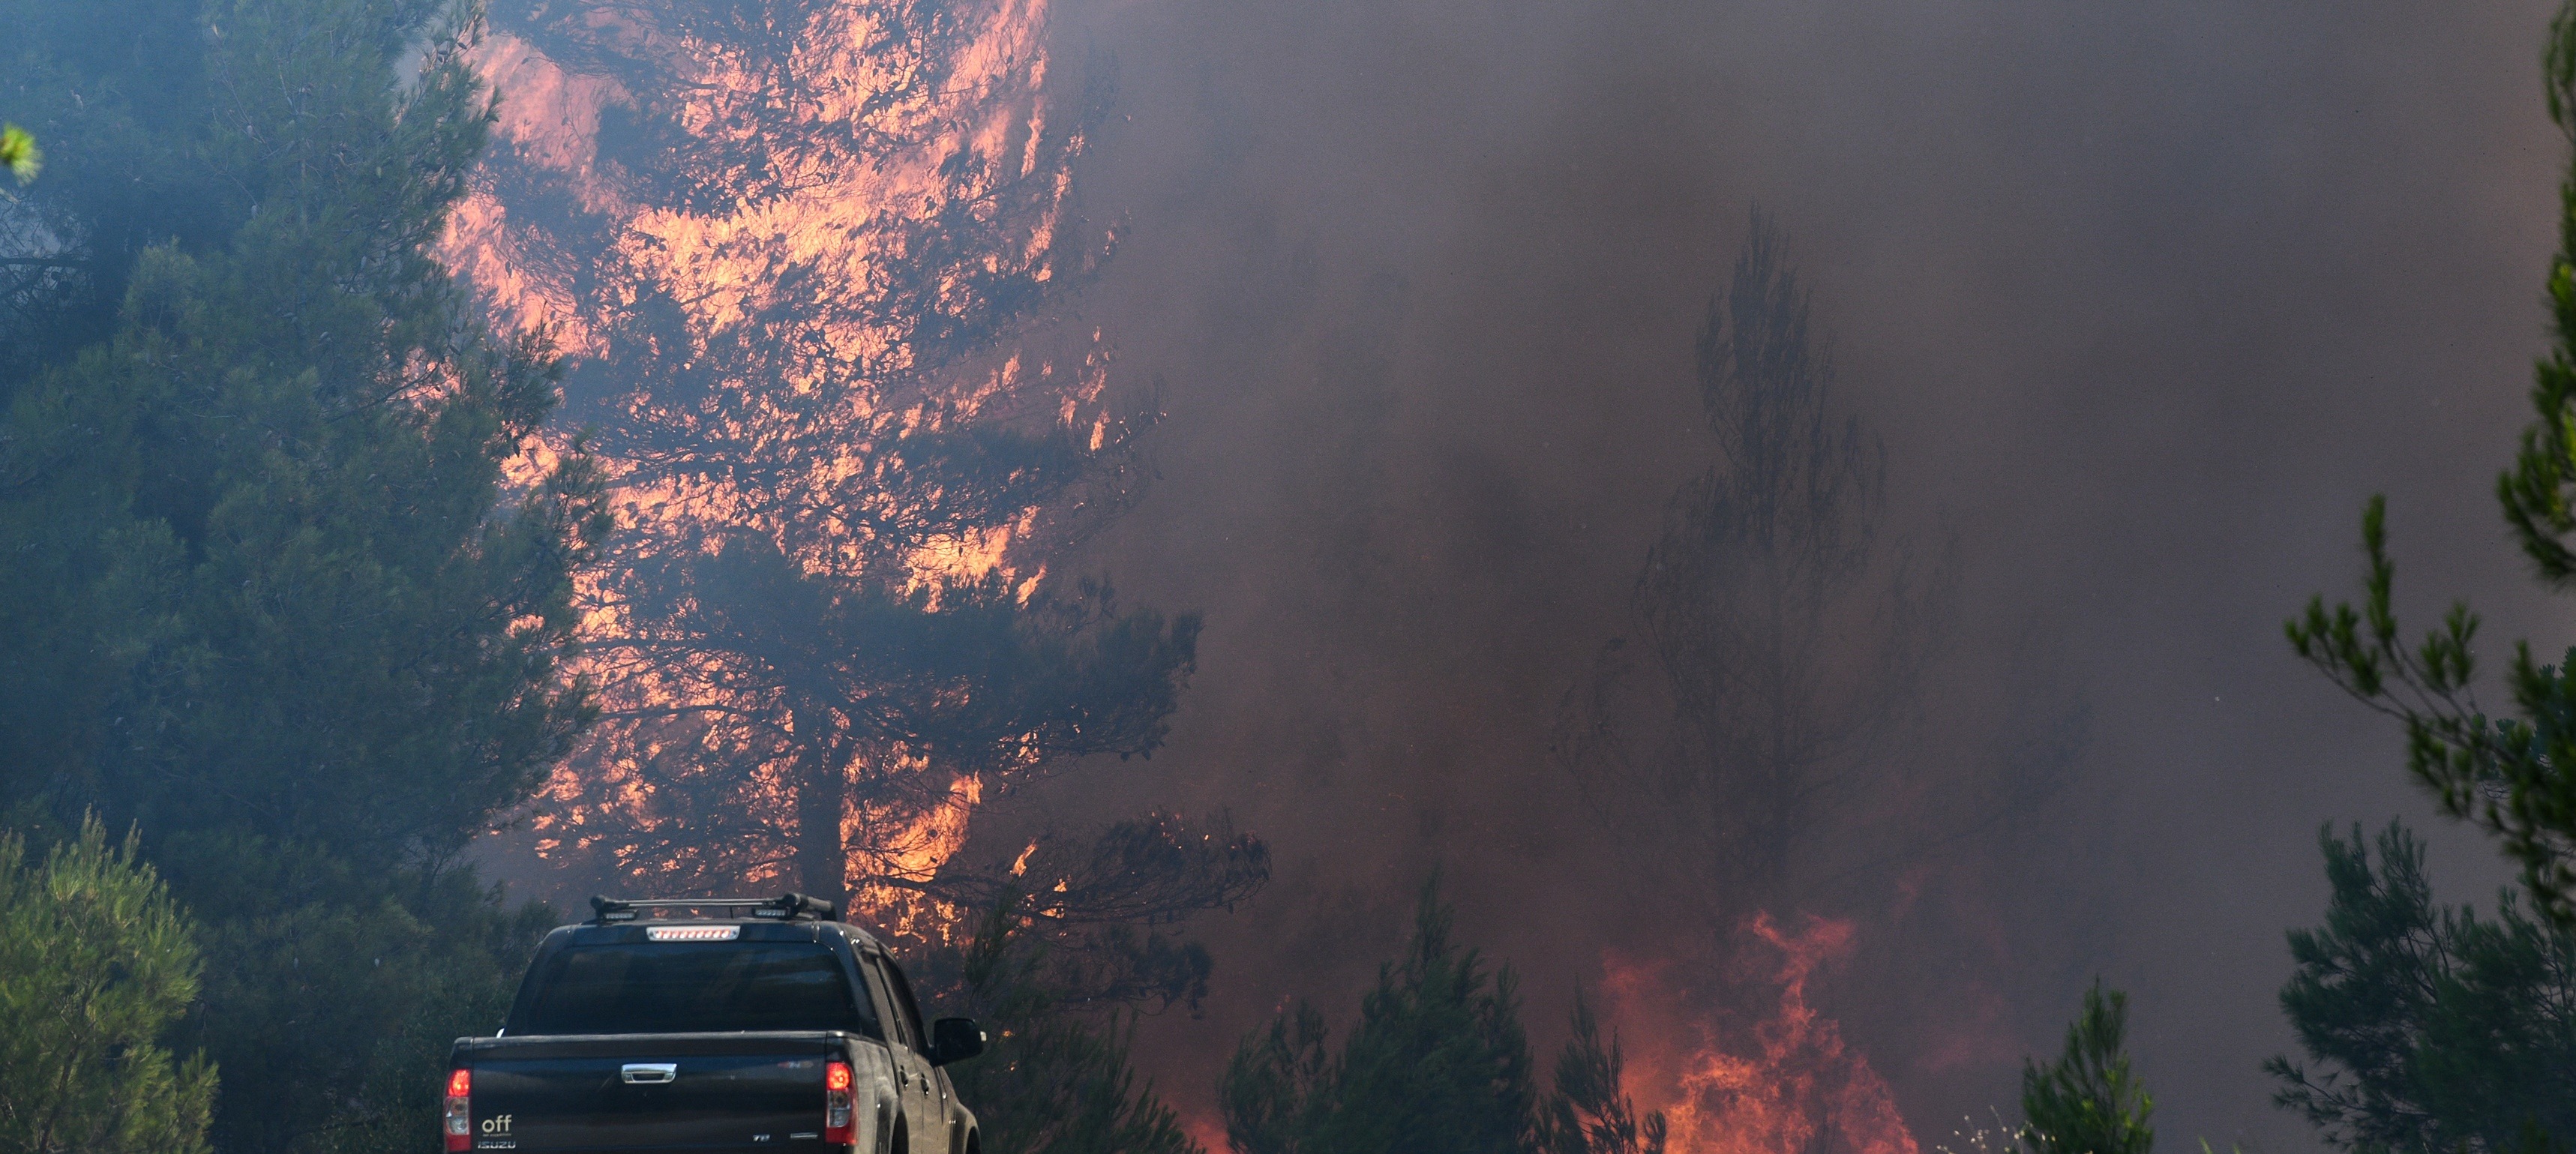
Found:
[515,943,878,1036]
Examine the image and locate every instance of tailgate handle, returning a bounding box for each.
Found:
[620,1063,679,1084]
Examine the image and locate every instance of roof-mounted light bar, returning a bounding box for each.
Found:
[587,893,840,925]
[646,925,741,942]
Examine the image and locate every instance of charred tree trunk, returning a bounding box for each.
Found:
[793,714,849,910]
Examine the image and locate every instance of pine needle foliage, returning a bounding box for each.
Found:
[0,4,600,1151]
[2020,982,2154,1154]
[2287,0,2576,928]
[1219,880,1675,1154]
[0,814,216,1154]
[2266,822,2576,1154]
[1539,994,1669,1154]
[1221,880,1543,1154]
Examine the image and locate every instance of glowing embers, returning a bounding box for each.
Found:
[646,925,742,942]
[1605,914,1919,1154]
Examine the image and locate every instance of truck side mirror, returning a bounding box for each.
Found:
[928,1018,986,1067]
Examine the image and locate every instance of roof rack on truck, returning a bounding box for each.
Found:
[586,893,840,925]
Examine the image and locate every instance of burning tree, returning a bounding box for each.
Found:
[1551,217,2056,1154]
[1598,918,1921,1154]
[451,0,1227,931]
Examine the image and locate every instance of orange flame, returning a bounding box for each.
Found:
[1605,914,1921,1154]
[846,769,982,940]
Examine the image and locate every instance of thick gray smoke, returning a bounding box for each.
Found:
[961,0,2569,1144]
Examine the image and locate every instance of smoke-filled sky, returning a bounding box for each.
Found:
[952,0,2568,1145]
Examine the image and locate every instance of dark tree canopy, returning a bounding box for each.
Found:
[929,896,1210,1154]
[0,0,601,870]
[1540,995,1671,1154]
[1222,881,1668,1154]
[2268,822,2576,1154]
[0,4,598,1151]
[1220,883,1541,1154]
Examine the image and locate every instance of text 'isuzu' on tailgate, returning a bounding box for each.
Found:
[445,895,988,1154]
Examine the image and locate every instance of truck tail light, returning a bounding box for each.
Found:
[444,1069,472,1153]
[823,1061,854,1146]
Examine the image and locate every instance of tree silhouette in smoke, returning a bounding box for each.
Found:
[1550,217,2093,1154]
[457,0,1222,920]
[1555,211,1950,910]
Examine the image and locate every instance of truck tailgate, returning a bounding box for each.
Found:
[457,1033,849,1153]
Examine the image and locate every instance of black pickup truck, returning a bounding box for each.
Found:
[444,895,985,1154]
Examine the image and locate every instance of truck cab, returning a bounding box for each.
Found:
[445,895,984,1154]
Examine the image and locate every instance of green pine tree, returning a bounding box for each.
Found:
[2021,982,2155,1154]
[0,0,601,862]
[0,814,216,1154]
[1219,881,1678,1154]
[1222,880,1542,1154]
[2267,821,2576,1154]
[1223,1001,1336,1154]
[0,4,599,1151]
[2288,0,2576,929]
[2281,16,2576,1154]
